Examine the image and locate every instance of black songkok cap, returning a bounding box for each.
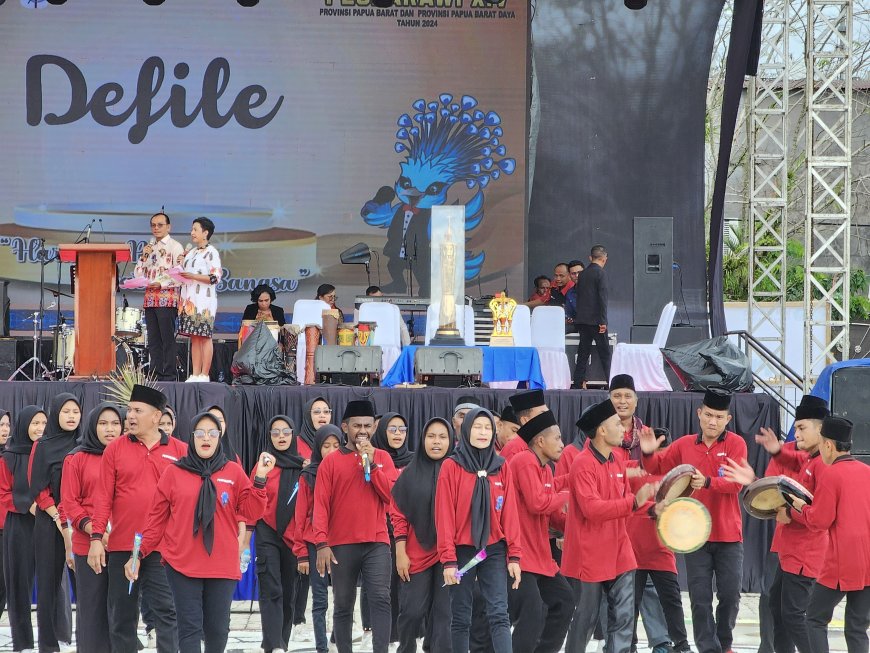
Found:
[500,406,520,426]
[821,415,852,443]
[342,400,375,421]
[129,384,166,412]
[509,389,545,413]
[794,395,829,422]
[703,388,732,411]
[609,374,636,393]
[576,400,617,437]
[517,410,559,444]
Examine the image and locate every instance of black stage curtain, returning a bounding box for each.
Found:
[0,382,777,591]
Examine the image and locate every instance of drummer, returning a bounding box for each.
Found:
[783,416,870,653]
[638,388,747,653]
[729,395,830,653]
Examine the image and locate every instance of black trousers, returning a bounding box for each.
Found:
[34,509,71,650]
[759,551,779,653]
[633,569,689,650]
[165,564,237,653]
[107,550,178,653]
[145,306,178,381]
[397,563,452,653]
[806,583,870,653]
[255,522,299,651]
[330,542,392,653]
[566,571,635,653]
[685,541,743,653]
[4,512,36,650]
[769,566,815,653]
[574,324,612,385]
[74,553,111,653]
[509,571,574,653]
[294,572,310,625]
[0,530,6,622]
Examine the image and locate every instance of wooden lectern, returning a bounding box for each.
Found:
[59,243,132,377]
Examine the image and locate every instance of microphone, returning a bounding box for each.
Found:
[362,452,371,482]
[123,294,129,309]
[84,220,93,244]
[98,218,106,243]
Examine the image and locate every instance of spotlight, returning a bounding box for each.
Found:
[625,0,647,8]
[372,0,393,7]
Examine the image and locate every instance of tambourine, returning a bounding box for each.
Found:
[655,464,696,503]
[742,475,813,520]
[656,497,712,553]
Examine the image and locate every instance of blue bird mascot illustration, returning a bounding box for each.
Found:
[360,94,515,296]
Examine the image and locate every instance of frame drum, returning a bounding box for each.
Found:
[655,464,697,503]
[657,497,712,553]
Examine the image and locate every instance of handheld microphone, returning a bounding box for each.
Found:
[362,452,371,482]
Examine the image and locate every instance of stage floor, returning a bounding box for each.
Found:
[0,381,780,592]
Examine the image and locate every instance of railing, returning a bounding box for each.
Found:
[726,330,804,421]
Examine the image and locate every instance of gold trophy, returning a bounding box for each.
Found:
[489,292,517,347]
[431,215,465,345]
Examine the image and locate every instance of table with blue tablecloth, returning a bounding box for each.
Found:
[381,345,546,389]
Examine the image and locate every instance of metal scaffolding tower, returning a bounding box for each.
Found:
[804,0,853,389]
[747,0,790,400]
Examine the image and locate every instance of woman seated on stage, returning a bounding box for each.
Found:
[242,284,286,326]
[316,284,344,322]
[126,411,272,653]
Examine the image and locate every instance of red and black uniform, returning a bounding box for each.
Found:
[764,443,829,653]
[643,430,747,653]
[313,442,396,653]
[499,434,528,463]
[800,455,870,653]
[508,448,574,653]
[435,407,522,653]
[91,430,187,653]
[60,401,124,653]
[563,442,640,653]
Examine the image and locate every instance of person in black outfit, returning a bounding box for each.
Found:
[241,284,286,326]
[572,245,611,388]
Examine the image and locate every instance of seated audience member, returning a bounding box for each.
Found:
[549,263,574,307]
[527,276,552,306]
[565,259,585,327]
[316,284,344,322]
[242,284,287,326]
[364,286,411,346]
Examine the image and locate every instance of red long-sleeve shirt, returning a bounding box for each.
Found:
[91,433,188,550]
[60,452,105,556]
[766,444,829,579]
[298,439,313,462]
[562,444,638,582]
[248,465,296,535]
[312,448,396,548]
[434,458,522,568]
[290,476,315,557]
[139,461,266,579]
[499,436,528,463]
[798,456,870,591]
[642,431,746,543]
[0,457,22,516]
[555,444,582,478]
[390,498,439,574]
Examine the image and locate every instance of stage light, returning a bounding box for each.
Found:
[340,242,373,285]
[625,0,648,8]
[372,0,393,7]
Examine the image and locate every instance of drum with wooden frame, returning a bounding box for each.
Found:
[655,464,697,503]
[742,475,814,520]
[656,497,712,553]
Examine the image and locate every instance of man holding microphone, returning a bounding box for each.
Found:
[134,211,184,381]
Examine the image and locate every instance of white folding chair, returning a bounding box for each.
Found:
[531,306,571,389]
[291,299,331,384]
[425,303,475,346]
[609,302,677,391]
[359,302,403,375]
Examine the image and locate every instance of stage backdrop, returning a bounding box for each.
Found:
[529,0,720,340]
[0,0,528,331]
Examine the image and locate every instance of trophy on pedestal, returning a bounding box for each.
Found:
[489,292,517,346]
[429,206,466,346]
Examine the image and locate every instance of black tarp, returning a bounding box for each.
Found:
[663,336,754,392]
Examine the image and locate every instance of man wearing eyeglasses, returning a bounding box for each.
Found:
[134,212,184,381]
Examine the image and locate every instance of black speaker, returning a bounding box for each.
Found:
[633,217,673,326]
[0,280,9,337]
[0,338,16,380]
[830,366,870,455]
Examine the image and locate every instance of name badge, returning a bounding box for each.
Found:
[161,454,178,461]
[216,478,235,485]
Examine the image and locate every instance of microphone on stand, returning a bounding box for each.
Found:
[84,220,93,244]
[123,294,129,309]
[98,218,107,243]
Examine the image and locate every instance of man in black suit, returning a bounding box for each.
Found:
[572,245,611,389]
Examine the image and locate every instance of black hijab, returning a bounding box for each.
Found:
[371,412,414,469]
[206,404,238,462]
[30,393,82,502]
[70,402,125,457]
[392,418,455,550]
[174,412,229,555]
[299,396,330,450]
[449,407,504,551]
[4,405,44,513]
[266,415,305,535]
[300,425,344,492]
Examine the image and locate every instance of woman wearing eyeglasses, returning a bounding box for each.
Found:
[297,397,333,465]
[249,415,305,653]
[315,284,344,322]
[371,412,414,643]
[125,412,271,653]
